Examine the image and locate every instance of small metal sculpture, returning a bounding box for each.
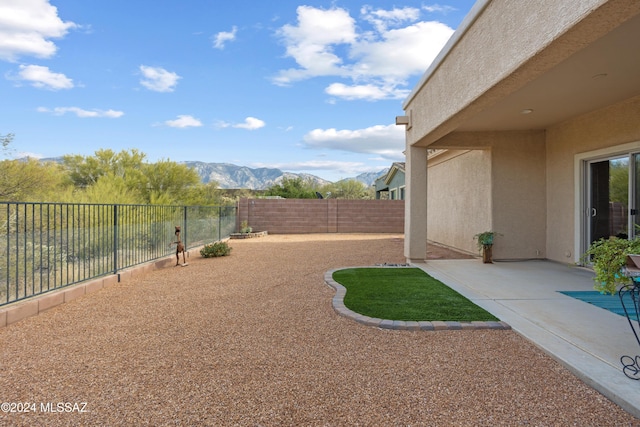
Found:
[170,225,187,266]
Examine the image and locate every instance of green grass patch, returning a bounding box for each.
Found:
[333,267,499,322]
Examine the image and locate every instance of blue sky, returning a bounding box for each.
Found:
[0,0,475,182]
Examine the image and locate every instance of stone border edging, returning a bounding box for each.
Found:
[324,267,511,331]
[229,231,268,239]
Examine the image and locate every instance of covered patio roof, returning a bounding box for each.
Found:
[403,0,640,146]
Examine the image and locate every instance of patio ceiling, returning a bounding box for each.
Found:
[455,12,640,132]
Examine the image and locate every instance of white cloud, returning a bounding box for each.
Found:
[360,5,420,32]
[272,5,454,101]
[164,115,202,128]
[254,159,367,172]
[325,82,409,101]
[273,6,356,85]
[0,0,77,61]
[15,64,73,90]
[217,117,266,130]
[252,159,378,176]
[234,117,265,130]
[139,65,181,92]
[37,106,124,118]
[302,124,405,161]
[213,26,237,49]
[422,4,457,14]
[350,21,453,81]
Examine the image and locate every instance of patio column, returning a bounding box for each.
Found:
[405,144,428,262]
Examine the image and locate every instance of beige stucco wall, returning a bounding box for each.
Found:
[427,149,491,255]
[490,133,547,260]
[427,132,546,259]
[405,145,429,261]
[426,96,640,263]
[546,94,640,262]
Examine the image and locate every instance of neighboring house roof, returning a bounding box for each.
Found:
[375,162,405,191]
[384,162,405,186]
[374,177,389,192]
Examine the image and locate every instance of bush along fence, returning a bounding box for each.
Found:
[0,202,236,307]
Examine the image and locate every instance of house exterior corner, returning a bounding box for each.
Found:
[401,0,640,263]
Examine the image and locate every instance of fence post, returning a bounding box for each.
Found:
[113,204,118,274]
[218,206,222,241]
[183,206,188,248]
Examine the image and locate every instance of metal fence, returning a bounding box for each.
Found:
[0,202,236,307]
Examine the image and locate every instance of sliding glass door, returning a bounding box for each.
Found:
[586,154,640,248]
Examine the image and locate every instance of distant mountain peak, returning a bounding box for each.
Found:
[182,161,331,190]
[182,161,388,189]
[37,157,387,190]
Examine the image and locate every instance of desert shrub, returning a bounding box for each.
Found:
[240,220,252,233]
[200,241,232,258]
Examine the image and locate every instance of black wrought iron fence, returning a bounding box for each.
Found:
[0,202,236,307]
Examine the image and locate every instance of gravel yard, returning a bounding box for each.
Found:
[0,233,638,426]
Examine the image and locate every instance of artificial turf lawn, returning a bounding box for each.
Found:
[332,267,499,322]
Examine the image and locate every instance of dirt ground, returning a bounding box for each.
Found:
[0,233,637,426]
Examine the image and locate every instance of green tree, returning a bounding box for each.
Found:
[62,149,147,188]
[0,158,70,201]
[321,179,373,199]
[71,173,140,204]
[265,177,317,199]
[216,188,259,206]
[139,159,201,204]
[0,133,65,202]
[610,160,629,204]
[182,182,222,206]
[0,133,71,201]
[62,150,202,204]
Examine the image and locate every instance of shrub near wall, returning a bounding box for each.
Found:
[236,198,404,234]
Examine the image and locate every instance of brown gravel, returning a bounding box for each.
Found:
[0,233,637,426]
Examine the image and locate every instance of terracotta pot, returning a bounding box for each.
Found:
[482,245,493,263]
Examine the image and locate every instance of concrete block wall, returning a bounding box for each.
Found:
[336,200,405,233]
[237,198,404,234]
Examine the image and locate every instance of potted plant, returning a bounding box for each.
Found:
[582,236,640,295]
[474,231,500,263]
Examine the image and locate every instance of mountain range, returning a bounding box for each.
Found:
[38,157,387,190]
[182,161,387,190]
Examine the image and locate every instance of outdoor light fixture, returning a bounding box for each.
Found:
[396,110,412,129]
[521,109,534,114]
[396,115,410,125]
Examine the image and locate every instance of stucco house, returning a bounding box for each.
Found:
[374,162,406,200]
[398,0,640,263]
